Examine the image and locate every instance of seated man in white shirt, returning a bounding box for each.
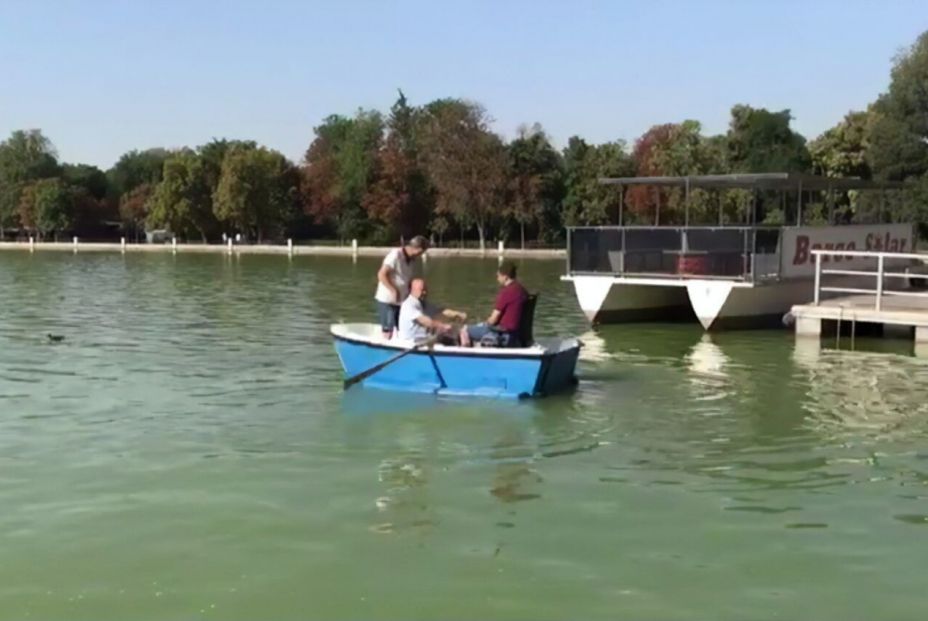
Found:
[397,278,467,344]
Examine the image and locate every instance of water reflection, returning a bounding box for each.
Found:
[576,330,610,363]
[487,435,543,504]
[686,336,729,381]
[792,345,928,439]
[685,336,733,407]
[340,385,621,533]
[370,452,435,535]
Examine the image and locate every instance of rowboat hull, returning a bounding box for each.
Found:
[332,324,580,398]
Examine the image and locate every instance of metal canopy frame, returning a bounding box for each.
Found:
[598,173,903,228]
[598,172,903,192]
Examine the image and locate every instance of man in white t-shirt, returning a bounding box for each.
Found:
[374,235,429,338]
[398,278,466,343]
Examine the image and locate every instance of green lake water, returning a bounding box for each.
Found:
[2,252,928,620]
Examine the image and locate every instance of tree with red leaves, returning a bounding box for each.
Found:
[302,111,383,241]
[361,91,433,242]
[626,121,723,224]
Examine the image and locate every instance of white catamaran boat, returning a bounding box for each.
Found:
[562,173,915,330]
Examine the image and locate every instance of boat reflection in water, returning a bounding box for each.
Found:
[370,452,435,536]
[684,335,735,408]
[341,388,549,535]
[686,335,730,381]
[575,329,611,363]
[340,386,616,537]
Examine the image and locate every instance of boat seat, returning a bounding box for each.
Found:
[517,293,538,347]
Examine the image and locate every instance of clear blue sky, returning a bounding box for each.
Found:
[2,0,926,169]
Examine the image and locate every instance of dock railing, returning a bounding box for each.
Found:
[812,249,928,310]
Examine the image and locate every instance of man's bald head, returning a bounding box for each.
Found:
[409,278,427,298]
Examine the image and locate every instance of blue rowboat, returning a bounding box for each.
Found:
[331,323,581,398]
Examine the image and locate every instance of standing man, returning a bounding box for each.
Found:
[375,235,430,339]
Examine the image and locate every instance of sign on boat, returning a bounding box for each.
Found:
[562,173,914,329]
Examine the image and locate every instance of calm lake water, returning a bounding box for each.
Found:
[2,252,928,620]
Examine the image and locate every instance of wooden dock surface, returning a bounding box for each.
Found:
[792,293,928,342]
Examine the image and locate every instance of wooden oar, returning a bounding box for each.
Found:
[343,333,441,390]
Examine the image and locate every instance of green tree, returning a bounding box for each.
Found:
[146,150,216,241]
[107,148,169,199]
[199,139,257,195]
[724,105,811,224]
[808,111,872,222]
[418,99,507,250]
[505,123,565,247]
[866,31,928,234]
[810,111,871,179]
[61,163,109,200]
[0,130,60,237]
[726,105,811,173]
[562,137,634,226]
[61,163,115,234]
[303,110,384,241]
[869,32,928,181]
[213,145,300,241]
[18,178,74,240]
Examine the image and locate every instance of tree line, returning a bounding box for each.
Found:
[3,29,928,246]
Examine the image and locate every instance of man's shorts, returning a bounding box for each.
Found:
[466,323,516,347]
[376,301,400,334]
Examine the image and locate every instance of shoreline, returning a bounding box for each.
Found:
[0,241,565,259]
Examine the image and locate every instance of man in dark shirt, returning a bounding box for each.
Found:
[459,260,528,348]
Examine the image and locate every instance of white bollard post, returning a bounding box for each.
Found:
[498,240,504,256]
[172,237,177,254]
[73,236,78,253]
[227,238,233,255]
[29,236,35,252]
[120,237,126,253]
[287,238,293,256]
[352,238,358,258]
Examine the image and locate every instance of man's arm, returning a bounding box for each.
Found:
[485,309,501,326]
[377,264,399,303]
[415,314,452,332]
[424,301,465,323]
[440,308,467,322]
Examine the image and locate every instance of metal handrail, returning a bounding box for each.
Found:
[565,225,781,231]
[812,249,928,310]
